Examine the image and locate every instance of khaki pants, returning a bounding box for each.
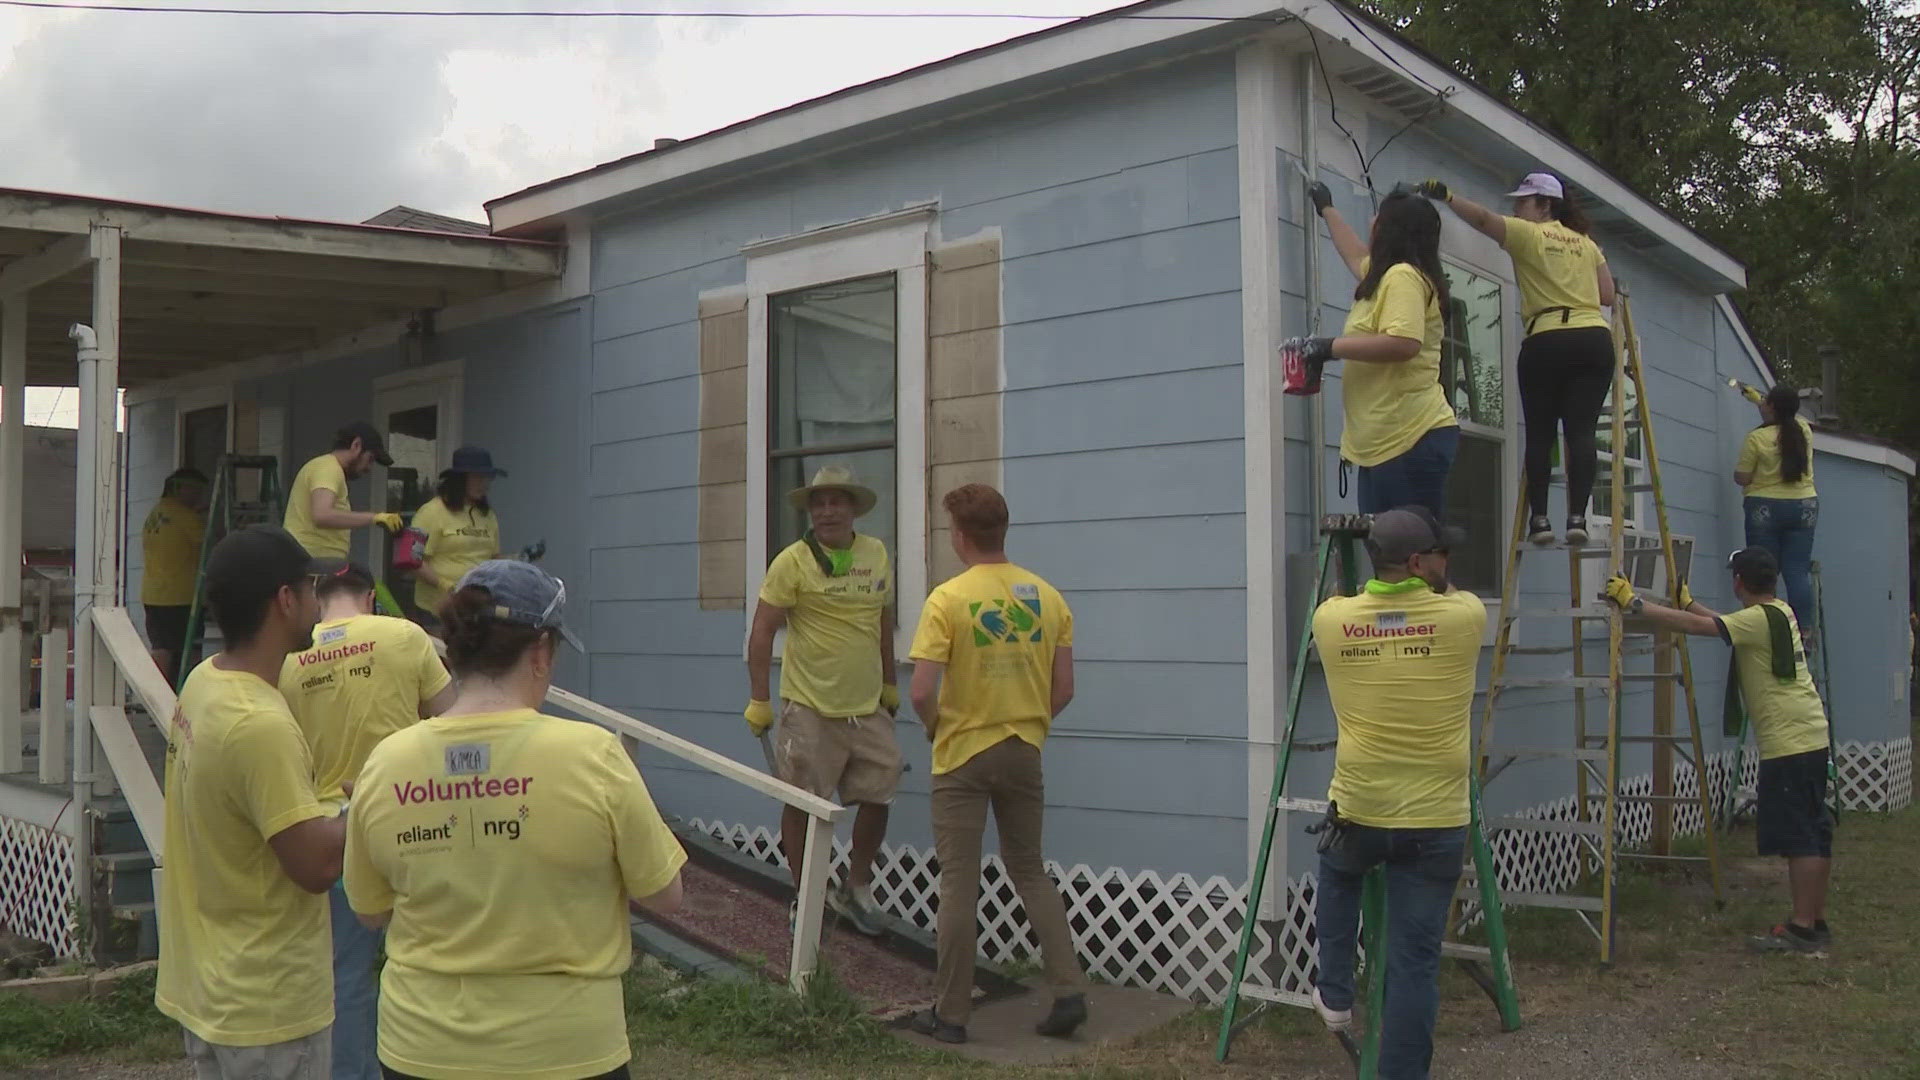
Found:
[932,736,1086,1024]
[184,1026,331,1080]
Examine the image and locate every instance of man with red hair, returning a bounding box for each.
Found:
[908,483,1088,1044]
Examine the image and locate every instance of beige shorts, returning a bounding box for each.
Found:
[184,1026,330,1080]
[776,700,903,806]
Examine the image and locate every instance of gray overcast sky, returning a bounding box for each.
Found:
[0,1,1109,226]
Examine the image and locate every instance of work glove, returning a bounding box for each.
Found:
[1307,180,1333,214]
[1413,179,1450,202]
[1280,336,1336,364]
[1674,579,1695,611]
[879,683,900,716]
[373,512,405,533]
[1600,574,1643,614]
[744,699,775,737]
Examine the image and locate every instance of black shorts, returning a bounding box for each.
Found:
[1756,747,1834,858]
[143,605,193,658]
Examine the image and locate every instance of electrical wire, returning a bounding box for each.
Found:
[0,2,1294,21]
[1305,20,1374,207]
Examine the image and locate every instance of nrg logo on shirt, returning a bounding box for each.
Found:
[483,805,530,841]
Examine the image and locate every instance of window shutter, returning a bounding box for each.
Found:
[926,235,1003,587]
[697,291,749,610]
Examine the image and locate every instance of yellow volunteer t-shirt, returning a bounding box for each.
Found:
[284,453,352,559]
[141,496,205,606]
[1719,599,1828,760]
[1501,216,1609,333]
[409,497,500,613]
[1737,420,1817,500]
[280,614,453,806]
[1339,261,1458,467]
[909,563,1072,775]
[761,534,891,717]
[156,662,332,1047]
[344,709,687,1080]
[1315,579,1486,828]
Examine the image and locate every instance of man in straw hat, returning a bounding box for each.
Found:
[745,464,900,936]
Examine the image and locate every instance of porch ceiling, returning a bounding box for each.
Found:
[0,189,564,387]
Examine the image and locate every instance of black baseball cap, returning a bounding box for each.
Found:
[1365,506,1467,565]
[336,421,394,467]
[204,527,317,634]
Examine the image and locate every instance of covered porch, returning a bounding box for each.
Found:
[0,188,562,958]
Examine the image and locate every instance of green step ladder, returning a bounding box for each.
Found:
[1215,514,1521,1075]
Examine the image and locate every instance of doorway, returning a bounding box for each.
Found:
[371,364,463,617]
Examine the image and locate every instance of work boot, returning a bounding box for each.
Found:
[827,883,885,937]
[1528,516,1556,546]
[910,1009,967,1044]
[1035,993,1088,1038]
[1564,516,1590,546]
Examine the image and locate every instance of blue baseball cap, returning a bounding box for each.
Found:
[455,559,583,651]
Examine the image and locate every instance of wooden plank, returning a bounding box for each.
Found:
[90,607,178,728]
[788,813,833,992]
[89,706,163,862]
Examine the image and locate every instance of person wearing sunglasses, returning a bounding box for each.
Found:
[278,559,457,1080]
[1307,506,1485,1080]
[342,560,685,1080]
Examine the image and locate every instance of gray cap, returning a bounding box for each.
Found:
[1365,506,1465,566]
[455,559,584,651]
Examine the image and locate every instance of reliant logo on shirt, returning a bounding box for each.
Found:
[399,814,460,846]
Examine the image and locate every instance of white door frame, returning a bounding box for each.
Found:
[370,360,465,509]
[171,384,234,470]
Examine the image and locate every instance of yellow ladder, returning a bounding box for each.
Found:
[1475,291,1725,962]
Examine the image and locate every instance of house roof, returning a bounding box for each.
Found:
[361,205,491,236]
[483,0,1743,289]
[0,187,561,386]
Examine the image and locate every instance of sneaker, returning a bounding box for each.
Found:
[827,884,885,937]
[1564,516,1590,546]
[909,1009,968,1044]
[1311,986,1353,1033]
[1813,920,1833,949]
[1035,993,1088,1039]
[788,899,798,937]
[1749,922,1824,954]
[1528,516,1556,546]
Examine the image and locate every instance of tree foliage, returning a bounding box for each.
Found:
[1364,0,1920,452]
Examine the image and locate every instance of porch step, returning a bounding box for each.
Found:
[96,850,156,906]
[108,901,159,963]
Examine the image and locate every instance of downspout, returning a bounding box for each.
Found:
[1299,52,1327,521]
[68,320,98,960]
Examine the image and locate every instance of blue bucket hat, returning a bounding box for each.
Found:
[455,559,582,651]
[443,445,508,478]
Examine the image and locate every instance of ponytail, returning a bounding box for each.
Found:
[1767,385,1809,483]
[439,586,549,678]
[1548,185,1591,235]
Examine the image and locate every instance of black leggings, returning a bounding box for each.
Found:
[1518,326,1615,522]
[382,1060,629,1068]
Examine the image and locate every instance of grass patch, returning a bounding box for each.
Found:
[0,964,176,1070]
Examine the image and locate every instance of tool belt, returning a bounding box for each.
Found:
[1305,800,1349,854]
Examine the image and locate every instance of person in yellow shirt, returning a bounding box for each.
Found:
[1601,547,1833,954]
[284,421,404,560]
[1291,184,1458,516]
[155,526,343,1080]
[1735,384,1819,639]
[744,464,899,936]
[907,483,1087,1045]
[1416,172,1617,546]
[407,445,507,632]
[1309,506,1483,1078]
[279,559,455,1080]
[141,467,208,681]
[344,559,684,1080]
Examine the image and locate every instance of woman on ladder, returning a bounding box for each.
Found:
[1736,384,1819,644]
[1293,184,1458,516]
[1416,172,1616,546]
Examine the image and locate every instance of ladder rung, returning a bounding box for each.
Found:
[1501,891,1606,912]
[1490,817,1603,836]
[1440,941,1492,961]
[1274,796,1330,814]
[1586,734,1697,744]
[1621,672,1684,681]
[1504,605,1614,620]
[1616,852,1712,864]
[1616,793,1706,804]
[1238,984,1312,1008]
[1507,645,1574,655]
[1488,746,1609,762]
[1496,675,1611,689]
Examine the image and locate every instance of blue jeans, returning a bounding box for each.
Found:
[1357,427,1460,517]
[329,880,384,1080]
[1315,823,1467,1080]
[1743,496,1818,635]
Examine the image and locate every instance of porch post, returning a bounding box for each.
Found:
[74,225,121,809]
[0,294,23,774]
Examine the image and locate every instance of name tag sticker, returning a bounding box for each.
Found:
[318,625,347,645]
[1012,584,1039,601]
[445,743,491,776]
[1376,611,1407,631]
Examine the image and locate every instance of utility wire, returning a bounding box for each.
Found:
[0,2,1293,21]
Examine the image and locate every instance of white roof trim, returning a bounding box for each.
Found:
[1814,430,1917,478]
[1715,295,1775,388]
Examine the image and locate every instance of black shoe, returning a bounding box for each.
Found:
[910,1009,967,1044]
[1564,516,1590,546]
[1035,993,1088,1039]
[1814,920,1833,949]
[1528,516,1556,545]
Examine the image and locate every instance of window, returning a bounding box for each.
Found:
[1590,365,1643,529]
[767,274,898,559]
[1438,263,1507,593]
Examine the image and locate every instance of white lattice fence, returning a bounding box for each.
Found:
[0,815,75,956]
[686,737,1909,1005]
